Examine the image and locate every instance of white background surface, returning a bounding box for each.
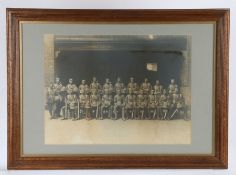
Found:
[0,0,235,175]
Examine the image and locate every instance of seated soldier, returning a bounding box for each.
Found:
[159,90,169,120]
[90,89,101,119]
[63,90,78,120]
[113,90,125,120]
[124,89,136,120]
[52,77,63,118]
[136,90,147,119]
[78,90,86,119]
[101,89,112,119]
[84,92,92,120]
[148,90,158,119]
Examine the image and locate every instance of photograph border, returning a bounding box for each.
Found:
[7,9,229,169]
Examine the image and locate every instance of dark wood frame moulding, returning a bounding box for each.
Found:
[7,8,229,169]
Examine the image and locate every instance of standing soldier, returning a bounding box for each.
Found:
[168,79,178,95]
[52,77,63,118]
[136,90,147,119]
[114,77,125,94]
[103,78,111,94]
[54,77,63,93]
[90,77,100,94]
[47,83,55,118]
[153,80,163,98]
[127,77,138,95]
[108,81,113,95]
[141,78,151,95]
[113,90,125,120]
[66,78,78,95]
[79,80,89,95]
[125,89,136,120]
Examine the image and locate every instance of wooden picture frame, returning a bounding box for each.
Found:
[7,8,229,169]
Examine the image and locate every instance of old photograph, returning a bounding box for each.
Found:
[44,35,191,144]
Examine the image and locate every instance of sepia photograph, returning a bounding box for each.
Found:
[7,9,229,169]
[44,35,192,144]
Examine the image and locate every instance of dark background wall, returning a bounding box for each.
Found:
[55,50,184,87]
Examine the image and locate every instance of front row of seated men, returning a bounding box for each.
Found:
[46,77,188,120]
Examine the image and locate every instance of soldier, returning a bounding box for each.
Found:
[46,83,55,118]
[84,91,91,120]
[169,89,179,120]
[108,81,113,95]
[63,90,78,120]
[125,89,136,120]
[168,79,178,95]
[159,90,169,120]
[141,78,151,95]
[113,90,125,120]
[136,90,147,119]
[59,86,67,116]
[79,80,89,95]
[148,90,158,119]
[103,78,111,94]
[52,77,63,118]
[101,89,112,119]
[78,90,87,119]
[172,88,179,106]
[153,80,163,98]
[66,78,78,94]
[47,83,55,96]
[114,77,125,94]
[90,89,101,119]
[53,77,63,93]
[175,93,186,120]
[127,77,138,94]
[90,77,100,94]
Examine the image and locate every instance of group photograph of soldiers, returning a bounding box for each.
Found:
[44,35,191,145]
[46,76,189,121]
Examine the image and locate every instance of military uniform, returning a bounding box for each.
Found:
[153,80,163,98]
[65,93,78,119]
[113,91,125,120]
[101,90,112,119]
[125,91,136,120]
[136,91,147,119]
[141,78,151,95]
[90,91,100,119]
